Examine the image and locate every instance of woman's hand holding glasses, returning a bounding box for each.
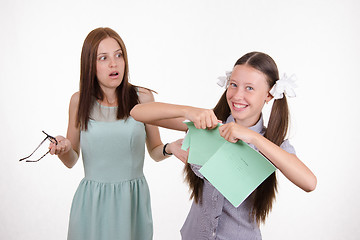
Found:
[49,135,72,156]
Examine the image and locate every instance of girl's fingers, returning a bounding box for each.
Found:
[219,124,238,143]
[219,124,227,136]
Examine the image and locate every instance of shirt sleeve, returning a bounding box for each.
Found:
[190,164,205,179]
[280,139,296,155]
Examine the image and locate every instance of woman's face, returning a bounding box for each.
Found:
[96,37,125,91]
[226,64,273,127]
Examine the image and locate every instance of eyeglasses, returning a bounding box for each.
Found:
[19,131,58,162]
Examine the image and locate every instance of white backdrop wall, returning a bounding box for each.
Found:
[1,0,359,239]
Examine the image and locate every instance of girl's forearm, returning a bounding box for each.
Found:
[251,134,317,192]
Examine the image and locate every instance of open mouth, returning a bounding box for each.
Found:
[109,72,119,77]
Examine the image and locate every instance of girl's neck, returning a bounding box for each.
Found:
[233,114,261,128]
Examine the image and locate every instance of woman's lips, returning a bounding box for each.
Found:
[109,71,119,78]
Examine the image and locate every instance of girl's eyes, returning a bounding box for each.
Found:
[229,83,254,91]
[116,53,122,58]
[99,56,106,61]
[229,82,237,88]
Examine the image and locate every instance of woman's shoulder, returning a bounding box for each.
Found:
[69,91,80,108]
[137,87,155,104]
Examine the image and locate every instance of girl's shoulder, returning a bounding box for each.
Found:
[280,139,296,155]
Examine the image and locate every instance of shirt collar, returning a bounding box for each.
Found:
[225,114,265,134]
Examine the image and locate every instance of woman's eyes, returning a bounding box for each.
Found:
[246,86,254,91]
[98,53,122,61]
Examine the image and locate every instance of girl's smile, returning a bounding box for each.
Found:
[232,102,248,110]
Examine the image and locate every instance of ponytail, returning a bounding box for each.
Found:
[265,97,289,146]
[183,164,204,203]
[252,96,289,224]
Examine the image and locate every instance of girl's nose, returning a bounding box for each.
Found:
[233,88,244,100]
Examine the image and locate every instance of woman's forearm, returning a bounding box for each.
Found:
[131,102,187,122]
[58,148,79,168]
[131,102,191,131]
[131,102,219,130]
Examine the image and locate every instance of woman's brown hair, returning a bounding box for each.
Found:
[184,51,289,224]
[77,27,138,130]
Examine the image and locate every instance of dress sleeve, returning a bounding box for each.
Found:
[280,139,296,155]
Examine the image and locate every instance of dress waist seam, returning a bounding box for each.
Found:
[82,175,145,184]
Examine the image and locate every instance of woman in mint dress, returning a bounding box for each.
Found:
[49,27,180,240]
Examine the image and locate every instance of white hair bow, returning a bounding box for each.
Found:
[269,73,297,99]
[217,71,232,88]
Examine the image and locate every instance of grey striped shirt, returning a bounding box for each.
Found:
[180,115,296,240]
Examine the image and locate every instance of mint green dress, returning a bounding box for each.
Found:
[67,102,153,240]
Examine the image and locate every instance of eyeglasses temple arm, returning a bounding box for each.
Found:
[19,137,48,161]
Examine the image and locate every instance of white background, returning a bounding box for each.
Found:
[1,0,359,239]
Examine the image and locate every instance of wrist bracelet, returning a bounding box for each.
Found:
[163,143,173,156]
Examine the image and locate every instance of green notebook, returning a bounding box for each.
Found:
[182,121,276,207]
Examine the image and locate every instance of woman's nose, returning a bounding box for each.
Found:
[109,57,117,67]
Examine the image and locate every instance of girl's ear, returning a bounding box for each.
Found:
[265,92,273,104]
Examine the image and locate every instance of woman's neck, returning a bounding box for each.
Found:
[99,88,117,107]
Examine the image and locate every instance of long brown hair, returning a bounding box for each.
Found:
[77,27,138,130]
[184,51,289,224]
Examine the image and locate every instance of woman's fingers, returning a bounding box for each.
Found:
[191,109,219,129]
[168,139,189,164]
[49,136,70,155]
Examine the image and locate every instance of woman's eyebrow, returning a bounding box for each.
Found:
[97,49,122,56]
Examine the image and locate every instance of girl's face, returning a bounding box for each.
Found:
[96,37,125,91]
[226,64,273,127]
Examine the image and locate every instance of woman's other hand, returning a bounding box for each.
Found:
[167,139,189,164]
[49,136,72,156]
